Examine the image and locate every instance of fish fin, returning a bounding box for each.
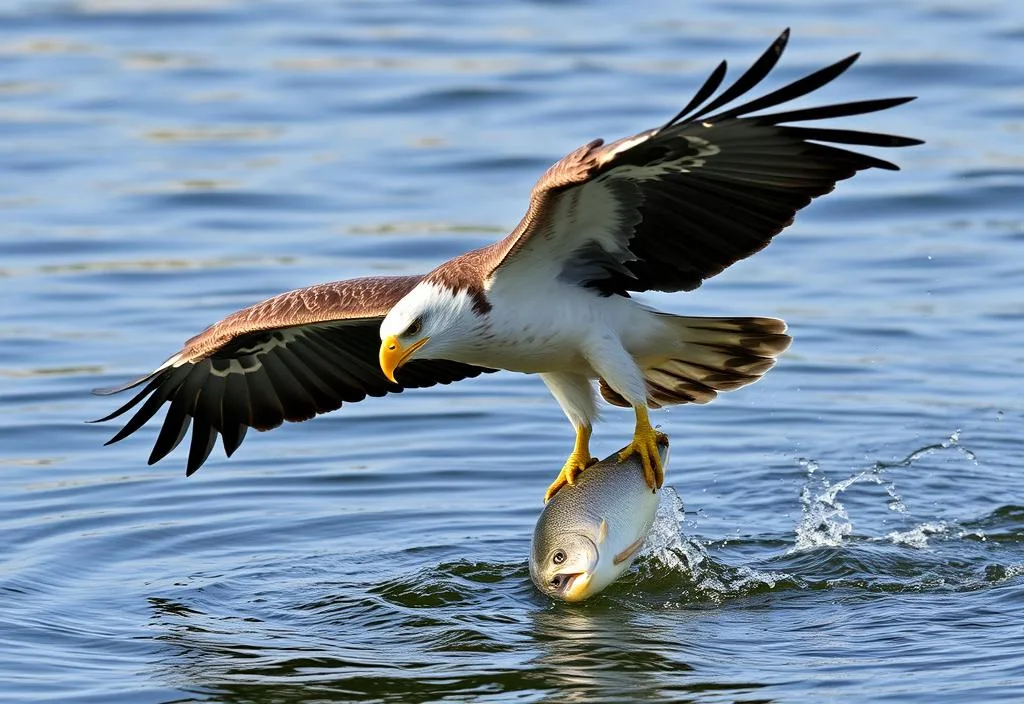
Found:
[597,517,608,545]
[613,537,646,566]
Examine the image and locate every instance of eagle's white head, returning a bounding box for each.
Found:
[378,281,485,382]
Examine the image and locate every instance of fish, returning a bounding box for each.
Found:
[530,436,668,601]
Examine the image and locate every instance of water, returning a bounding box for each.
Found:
[2,0,1023,701]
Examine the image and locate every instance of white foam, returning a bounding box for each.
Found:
[887,521,949,548]
[639,487,790,599]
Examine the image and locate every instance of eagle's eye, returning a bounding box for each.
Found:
[405,318,422,337]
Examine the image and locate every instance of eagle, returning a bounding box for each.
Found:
[93,30,921,501]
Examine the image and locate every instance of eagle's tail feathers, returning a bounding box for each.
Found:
[598,315,791,408]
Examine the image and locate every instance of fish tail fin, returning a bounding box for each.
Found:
[599,315,791,408]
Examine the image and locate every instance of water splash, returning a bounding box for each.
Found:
[642,487,705,572]
[792,457,857,551]
[617,431,1002,603]
[792,430,978,552]
[635,487,793,602]
[886,521,949,548]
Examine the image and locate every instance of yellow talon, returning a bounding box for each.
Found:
[618,406,666,491]
[544,425,596,502]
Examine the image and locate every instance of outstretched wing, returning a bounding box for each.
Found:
[486,28,923,295]
[92,276,494,475]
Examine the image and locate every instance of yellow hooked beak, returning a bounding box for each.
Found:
[379,335,430,383]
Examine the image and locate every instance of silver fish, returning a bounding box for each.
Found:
[530,436,668,601]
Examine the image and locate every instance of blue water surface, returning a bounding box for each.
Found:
[2,1,1023,702]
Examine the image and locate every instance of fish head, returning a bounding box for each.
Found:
[530,530,601,602]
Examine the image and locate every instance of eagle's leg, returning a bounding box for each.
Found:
[540,372,598,502]
[544,423,597,502]
[619,405,666,491]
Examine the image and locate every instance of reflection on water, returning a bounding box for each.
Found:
[530,608,698,701]
[2,0,1023,701]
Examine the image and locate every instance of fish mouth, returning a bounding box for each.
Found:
[551,571,593,602]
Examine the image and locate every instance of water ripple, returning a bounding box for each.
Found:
[2,1,1024,702]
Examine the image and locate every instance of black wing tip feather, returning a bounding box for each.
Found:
[662,27,792,132]
[90,373,155,398]
[90,388,151,425]
[763,27,792,61]
[93,352,495,476]
[658,59,728,133]
[659,29,918,153]
[785,126,924,149]
[759,96,918,125]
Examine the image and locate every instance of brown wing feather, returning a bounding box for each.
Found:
[482,29,922,295]
[92,276,495,475]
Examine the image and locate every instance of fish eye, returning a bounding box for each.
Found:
[552,550,566,565]
[405,318,422,337]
